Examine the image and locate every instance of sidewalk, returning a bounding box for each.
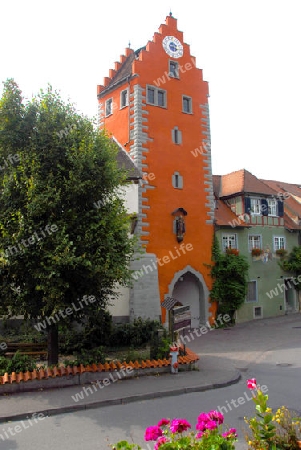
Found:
[0,313,300,424]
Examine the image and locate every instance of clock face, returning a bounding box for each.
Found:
[162,36,183,58]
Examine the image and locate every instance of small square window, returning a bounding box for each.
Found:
[169,61,179,78]
[120,89,128,108]
[158,90,166,107]
[182,96,192,114]
[105,98,113,117]
[253,306,263,319]
[147,87,155,104]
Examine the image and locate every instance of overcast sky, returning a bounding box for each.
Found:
[1,0,300,183]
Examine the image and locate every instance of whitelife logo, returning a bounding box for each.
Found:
[132,243,193,280]
[153,57,197,87]
[3,224,58,257]
[34,295,96,331]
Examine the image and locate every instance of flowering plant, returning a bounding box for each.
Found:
[244,378,301,449]
[112,410,237,449]
[251,248,263,257]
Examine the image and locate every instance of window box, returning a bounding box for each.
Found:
[226,248,239,256]
[251,248,263,257]
[275,248,287,258]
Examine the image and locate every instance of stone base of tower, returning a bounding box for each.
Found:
[129,253,161,323]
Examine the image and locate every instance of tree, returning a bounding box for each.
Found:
[210,236,249,323]
[0,79,136,364]
[280,246,301,291]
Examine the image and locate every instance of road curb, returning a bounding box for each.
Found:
[0,371,241,424]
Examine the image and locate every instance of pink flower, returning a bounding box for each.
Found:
[169,418,191,433]
[196,421,207,432]
[222,428,237,438]
[208,410,224,424]
[247,378,257,390]
[197,412,210,422]
[196,432,204,439]
[144,426,163,441]
[154,436,169,449]
[157,418,170,427]
[204,420,218,430]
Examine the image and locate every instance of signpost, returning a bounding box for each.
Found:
[161,297,191,352]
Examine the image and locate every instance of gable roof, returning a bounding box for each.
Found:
[218,169,277,198]
[214,198,249,227]
[113,138,142,181]
[261,179,301,228]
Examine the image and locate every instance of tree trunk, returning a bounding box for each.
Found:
[47,324,59,365]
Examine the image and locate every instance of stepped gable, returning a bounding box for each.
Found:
[97,47,145,97]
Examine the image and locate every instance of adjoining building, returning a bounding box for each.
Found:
[214,169,301,322]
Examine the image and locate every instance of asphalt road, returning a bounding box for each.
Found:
[1,337,300,450]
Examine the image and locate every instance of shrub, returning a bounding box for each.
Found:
[59,309,113,354]
[150,329,172,360]
[64,346,105,367]
[108,318,161,348]
[0,352,37,376]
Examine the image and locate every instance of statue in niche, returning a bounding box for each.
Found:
[176,216,186,243]
[172,207,188,243]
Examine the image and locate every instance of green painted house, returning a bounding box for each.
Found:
[213,169,301,323]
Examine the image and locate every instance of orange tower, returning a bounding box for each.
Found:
[97,14,215,327]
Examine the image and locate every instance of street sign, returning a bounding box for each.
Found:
[172,305,191,332]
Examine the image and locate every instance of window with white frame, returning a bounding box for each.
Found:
[182,95,192,113]
[250,198,261,215]
[222,234,237,251]
[120,89,128,108]
[273,236,286,251]
[253,306,263,319]
[246,280,257,302]
[169,61,179,78]
[105,98,113,117]
[248,235,262,251]
[268,198,277,216]
[146,85,167,108]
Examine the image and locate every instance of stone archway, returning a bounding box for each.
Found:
[165,265,210,329]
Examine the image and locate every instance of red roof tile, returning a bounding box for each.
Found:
[214,199,249,227]
[261,179,301,227]
[218,169,277,197]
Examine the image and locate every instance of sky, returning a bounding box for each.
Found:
[1,0,300,183]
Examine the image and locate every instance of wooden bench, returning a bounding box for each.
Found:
[4,343,48,360]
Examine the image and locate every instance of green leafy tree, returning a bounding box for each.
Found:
[0,79,136,364]
[280,246,301,290]
[210,236,249,322]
